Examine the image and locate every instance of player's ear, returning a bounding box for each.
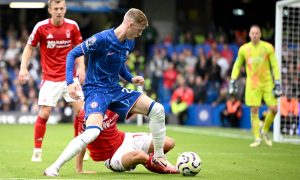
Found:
[48,7,51,14]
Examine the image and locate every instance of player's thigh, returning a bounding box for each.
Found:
[109,88,142,120]
[245,87,263,106]
[84,92,109,120]
[38,80,65,106]
[109,133,152,171]
[130,94,154,115]
[263,89,278,106]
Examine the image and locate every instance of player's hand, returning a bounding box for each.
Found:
[76,67,86,84]
[273,80,282,98]
[228,79,238,95]
[76,170,97,174]
[68,83,82,100]
[18,66,29,84]
[132,76,144,86]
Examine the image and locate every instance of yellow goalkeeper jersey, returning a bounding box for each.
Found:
[231,40,280,89]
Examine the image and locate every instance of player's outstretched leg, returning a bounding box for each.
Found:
[44,126,101,176]
[144,153,178,174]
[148,102,177,169]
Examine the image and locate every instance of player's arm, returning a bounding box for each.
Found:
[73,24,86,84]
[75,56,85,84]
[229,48,245,94]
[75,118,96,174]
[231,48,245,80]
[119,63,134,83]
[268,45,282,97]
[268,45,280,81]
[66,45,85,100]
[119,63,145,86]
[18,44,35,84]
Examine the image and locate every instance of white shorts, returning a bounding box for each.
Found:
[105,132,152,172]
[38,78,83,106]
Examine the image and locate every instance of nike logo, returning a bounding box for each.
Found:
[107,52,115,56]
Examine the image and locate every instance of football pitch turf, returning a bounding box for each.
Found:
[0,124,299,180]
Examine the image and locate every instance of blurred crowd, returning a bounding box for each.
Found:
[1,23,277,126]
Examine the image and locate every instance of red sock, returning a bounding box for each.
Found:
[34,116,47,149]
[74,108,85,137]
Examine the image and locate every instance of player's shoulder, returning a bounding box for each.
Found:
[64,18,80,29]
[239,42,251,52]
[34,19,50,29]
[260,40,274,48]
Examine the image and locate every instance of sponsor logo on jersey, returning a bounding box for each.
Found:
[86,36,97,50]
[107,52,115,56]
[46,33,54,39]
[46,40,72,49]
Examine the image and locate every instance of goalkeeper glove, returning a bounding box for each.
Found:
[273,80,282,98]
[229,79,238,95]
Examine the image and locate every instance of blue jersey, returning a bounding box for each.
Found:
[66,28,135,96]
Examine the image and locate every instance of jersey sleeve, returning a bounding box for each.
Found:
[268,44,280,81]
[119,63,133,83]
[81,33,104,55]
[66,44,85,85]
[231,47,245,80]
[27,23,41,47]
[72,23,83,46]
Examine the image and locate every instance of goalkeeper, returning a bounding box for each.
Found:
[229,25,282,147]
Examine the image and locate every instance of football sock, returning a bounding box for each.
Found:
[262,111,275,133]
[74,108,85,137]
[251,112,260,139]
[50,126,101,170]
[34,116,47,149]
[148,102,166,158]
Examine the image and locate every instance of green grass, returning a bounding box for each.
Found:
[0,124,300,179]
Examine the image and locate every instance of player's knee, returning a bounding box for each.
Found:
[251,107,259,114]
[269,106,278,114]
[80,126,102,144]
[130,150,148,163]
[39,106,52,119]
[164,137,175,153]
[148,102,165,122]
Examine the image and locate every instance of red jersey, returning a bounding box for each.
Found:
[171,87,194,105]
[79,110,125,161]
[28,18,83,81]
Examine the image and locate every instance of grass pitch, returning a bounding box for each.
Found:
[0,124,299,180]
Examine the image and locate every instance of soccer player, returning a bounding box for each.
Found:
[75,110,178,174]
[18,0,85,162]
[229,25,282,147]
[44,8,176,176]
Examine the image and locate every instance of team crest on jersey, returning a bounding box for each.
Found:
[90,102,98,109]
[86,36,97,51]
[66,30,70,38]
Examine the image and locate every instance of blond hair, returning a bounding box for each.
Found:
[124,8,148,27]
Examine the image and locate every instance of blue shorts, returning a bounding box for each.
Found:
[84,87,142,121]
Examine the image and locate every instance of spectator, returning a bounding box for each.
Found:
[170,74,194,125]
[220,95,242,128]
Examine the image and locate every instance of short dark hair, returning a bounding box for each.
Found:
[48,0,65,7]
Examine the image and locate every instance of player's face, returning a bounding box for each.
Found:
[249,27,261,44]
[48,1,66,25]
[127,22,146,39]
